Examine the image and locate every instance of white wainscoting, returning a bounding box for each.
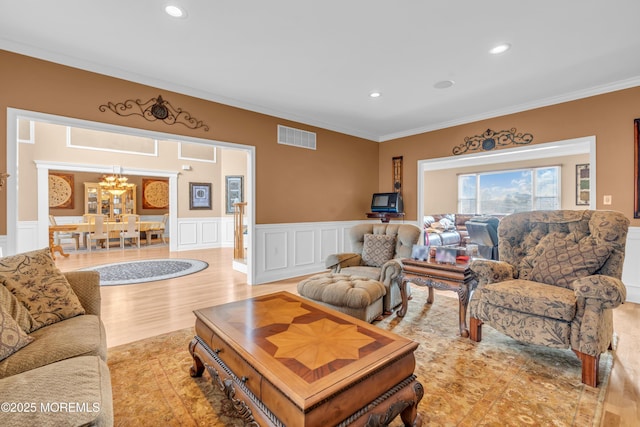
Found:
[622,226,640,304]
[16,221,40,253]
[0,234,7,257]
[12,217,235,254]
[175,217,234,251]
[254,222,640,303]
[253,220,386,284]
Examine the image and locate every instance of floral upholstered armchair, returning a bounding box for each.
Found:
[468,210,629,387]
[325,223,421,313]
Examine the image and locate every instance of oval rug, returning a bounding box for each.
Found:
[83,259,208,286]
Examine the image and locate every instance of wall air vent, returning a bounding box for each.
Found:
[277,125,316,150]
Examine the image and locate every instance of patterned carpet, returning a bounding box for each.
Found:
[84,259,208,286]
[107,285,612,426]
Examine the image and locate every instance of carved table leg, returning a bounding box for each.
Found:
[400,381,424,427]
[397,276,410,317]
[427,287,434,304]
[457,284,471,338]
[189,338,204,377]
[49,229,70,260]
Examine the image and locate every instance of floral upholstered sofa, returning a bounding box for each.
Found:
[0,248,113,426]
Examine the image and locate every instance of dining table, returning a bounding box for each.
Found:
[54,220,164,252]
[48,224,80,260]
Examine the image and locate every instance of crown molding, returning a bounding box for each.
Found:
[0,41,380,142]
[379,76,640,142]
[3,40,639,144]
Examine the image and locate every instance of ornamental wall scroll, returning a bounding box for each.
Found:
[453,128,533,155]
[99,95,210,131]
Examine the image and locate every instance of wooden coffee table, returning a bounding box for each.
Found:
[189,291,423,426]
[398,258,477,337]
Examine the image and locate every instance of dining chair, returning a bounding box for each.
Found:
[48,214,80,250]
[146,213,168,245]
[120,214,140,249]
[86,215,110,251]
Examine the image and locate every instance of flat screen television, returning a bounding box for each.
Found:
[370,192,403,213]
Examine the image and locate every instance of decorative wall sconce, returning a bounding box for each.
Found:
[99,95,210,131]
[0,172,8,190]
[453,128,533,155]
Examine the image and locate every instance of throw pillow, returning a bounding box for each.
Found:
[530,236,612,289]
[362,234,396,267]
[0,303,34,361]
[0,248,85,331]
[0,284,41,333]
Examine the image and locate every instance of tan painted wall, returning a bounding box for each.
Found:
[423,153,590,214]
[20,121,247,220]
[0,50,379,233]
[2,50,640,234]
[380,87,640,226]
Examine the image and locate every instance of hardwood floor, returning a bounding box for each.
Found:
[55,246,639,426]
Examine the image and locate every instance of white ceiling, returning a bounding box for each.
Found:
[1,1,640,142]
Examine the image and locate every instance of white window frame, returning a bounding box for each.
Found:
[457,165,561,214]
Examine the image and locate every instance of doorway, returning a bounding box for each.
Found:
[417,136,596,221]
[6,108,257,284]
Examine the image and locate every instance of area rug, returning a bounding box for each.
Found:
[84,259,208,286]
[107,286,612,426]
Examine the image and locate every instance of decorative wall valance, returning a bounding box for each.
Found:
[99,95,210,131]
[453,128,533,155]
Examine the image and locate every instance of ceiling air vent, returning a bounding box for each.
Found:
[277,125,316,150]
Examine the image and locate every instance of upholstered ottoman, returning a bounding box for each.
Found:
[297,273,386,322]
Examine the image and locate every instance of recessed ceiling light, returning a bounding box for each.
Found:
[165,5,186,18]
[369,91,381,98]
[489,43,511,55]
[434,80,455,89]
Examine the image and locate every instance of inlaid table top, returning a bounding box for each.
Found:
[193,291,419,412]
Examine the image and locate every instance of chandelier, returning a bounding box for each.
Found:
[99,174,133,196]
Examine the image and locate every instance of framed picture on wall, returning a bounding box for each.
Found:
[189,182,212,210]
[142,178,169,209]
[49,172,75,209]
[576,163,590,206]
[225,175,244,214]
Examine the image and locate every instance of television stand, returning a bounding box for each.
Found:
[366,212,405,223]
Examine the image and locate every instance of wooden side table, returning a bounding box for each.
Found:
[398,258,477,337]
[48,224,78,260]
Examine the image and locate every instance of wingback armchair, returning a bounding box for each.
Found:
[468,210,629,387]
[325,223,421,313]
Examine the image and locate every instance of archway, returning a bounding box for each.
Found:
[6,108,257,284]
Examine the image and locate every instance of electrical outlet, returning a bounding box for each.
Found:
[603,195,612,205]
